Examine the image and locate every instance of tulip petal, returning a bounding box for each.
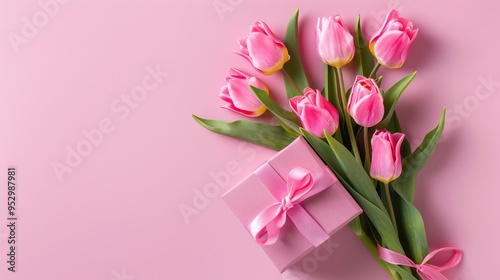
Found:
[229,68,247,79]
[370,136,396,183]
[246,33,288,74]
[370,130,405,182]
[227,79,266,112]
[369,10,417,69]
[372,10,400,40]
[301,105,338,137]
[220,69,268,117]
[348,76,384,127]
[236,21,289,75]
[303,87,317,96]
[315,89,340,122]
[221,103,265,117]
[350,94,384,127]
[290,88,339,138]
[289,96,301,115]
[219,84,232,103]
[317,16,355,67]
[373,30,411,68]
[235,37,251,63]
[252,21,282,44]
[391,133,405,179]
[293,88,316,115]
[399,28,419,64]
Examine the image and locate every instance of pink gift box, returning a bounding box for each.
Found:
[222,136,362,272]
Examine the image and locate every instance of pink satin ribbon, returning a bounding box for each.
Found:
[378,245,463,280]
[246,162,335,246]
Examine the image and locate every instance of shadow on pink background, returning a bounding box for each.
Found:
[0,0,498,279]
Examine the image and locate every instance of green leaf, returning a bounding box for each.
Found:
[390,264,419,280]
[392,109,446,202]
[251,86,301,134]
[302,130,405,254]
[349,216,363,236]
[376,72,417,129]
[323,133,408,252]
[354,15,375,77]
[192,115,296,150]
[385,113,411,158]
[393,186,429,264]
[276,118,300,137]
[301,129,348,180]
[324,64,345,144]
[303,130,421,277]
[283,9,309,98]
[342,181,406,255]
[348,218,403,279]
[324,64,339,110]
[323,132,386,212]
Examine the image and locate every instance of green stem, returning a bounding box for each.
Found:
[349,223,400,279]
[335,67,362,165]
[364,126,371,169]
[281,68,302,96]
[384,182,398,235]
[324,64,332,102]
[368,62,381,79]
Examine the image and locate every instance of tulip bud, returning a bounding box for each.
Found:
[219,68,268,117]
[370,129,405,183]
[369,10,419,69]
[316,15,355,67]
[236,21,289,75]
[347,75,385,127]
[289,88,339,138]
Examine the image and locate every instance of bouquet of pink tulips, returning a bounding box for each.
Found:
[193,9,462,280]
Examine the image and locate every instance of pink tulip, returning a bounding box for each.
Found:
[316,15,355,67]
[219,68,268,117]
[347,75,385,127]
[370,129,405,183]
[289,88,339,138]
[236,21,290,75]
[369,10,418,69]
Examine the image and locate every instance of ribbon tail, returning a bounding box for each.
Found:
[286,167,314,200]
[421,247,463,272]
[379,245,463,280]
[251,163,336,246]
[287,205,329,247]
[417,266,448,280]
[247,204,286,245]
[377,245,417,268]
[290,167,334,203]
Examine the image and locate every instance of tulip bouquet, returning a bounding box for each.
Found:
[193,9,462,280]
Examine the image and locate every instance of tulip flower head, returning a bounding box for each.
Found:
[370,129,405,183]
[219,68,268,117]
[347,75,385,127]
[316,15,355,67]
[289,88,339,138]
[369,10,418,69]
[236,21,290,75]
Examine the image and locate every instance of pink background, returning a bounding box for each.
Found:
[0,0,498,279]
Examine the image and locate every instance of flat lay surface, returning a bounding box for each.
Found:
[0,1,498,279]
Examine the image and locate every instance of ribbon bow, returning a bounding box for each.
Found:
[246,163,334,246]
[378,245,463,280]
